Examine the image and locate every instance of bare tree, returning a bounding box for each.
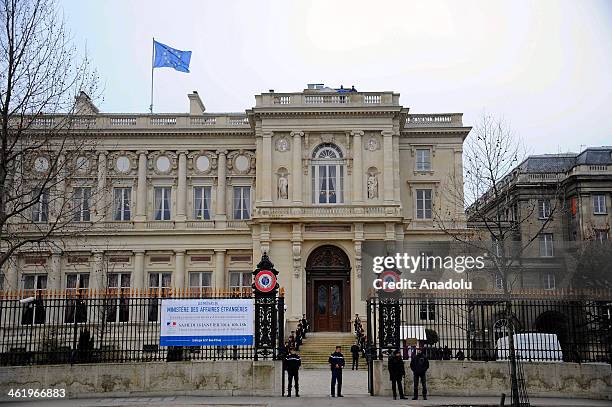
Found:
[434,113,566,406]
[0,0,101,281]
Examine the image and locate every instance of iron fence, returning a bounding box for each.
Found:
[0,288,284,366]
[367,291,612,363]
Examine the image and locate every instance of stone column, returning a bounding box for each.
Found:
[393,134,400,202]
[214,250,226,290]
[382,130,394,203]
[53,154,66,222]
[352,131,364,203]
[262,132,273,204]
[176,151,188,224]
[47,253,62,291]
[174,250,186,289]
[96,151,107,221]
[215,151,227,223]
[135,151,148,223]
[133,250,145,290]
[91,251,104,290]
[291,224,303,319]
[291,131,304,204]
[255,136,263,204]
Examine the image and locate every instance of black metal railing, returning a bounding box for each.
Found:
[367,291,612,363]
[0,288,284,366]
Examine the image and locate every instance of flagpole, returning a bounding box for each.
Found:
[150,37,154,114]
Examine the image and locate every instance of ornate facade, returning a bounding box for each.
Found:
[4,85,471,332]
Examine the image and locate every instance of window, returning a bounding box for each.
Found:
[106,273,131,323]
[495,273,504,290]
[229,271,251,291]
[154,187,172,220]
[538,199,551,219]
[543,273,556,290]
[416,189,432,219]
[21,275,47,325]
[415,148,432,171]
[419,300,436,321]
[32,188,49,222]
[233,186,251,220]
[65,273,89,323]
[113,187,131,221]
[595,230,609,243]
[593,194,607,214]
[311,143,344,204]
[539,234,554,257]
[189,272,212,293]
[193,186,212,220]
[148,272,171,322]
[72,187,91,222]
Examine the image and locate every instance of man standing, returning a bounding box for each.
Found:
[388,349,407,400]
[350,341,360,370]
[328,345,345,397]
[285,348,301,397]
[410,347,429,400]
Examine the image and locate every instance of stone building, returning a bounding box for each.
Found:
[3,85,470,332]
[467,147,612,291]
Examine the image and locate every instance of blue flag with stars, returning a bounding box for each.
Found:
[153,40,192,73]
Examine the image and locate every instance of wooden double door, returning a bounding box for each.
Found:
[313,280,344,332]
[306,245,351,332]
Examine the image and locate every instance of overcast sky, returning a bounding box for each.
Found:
[61,0,612,154]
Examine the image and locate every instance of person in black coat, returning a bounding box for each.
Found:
[350,342,360,370]
[285,348,301,397]
[410,348,430,400]
[328,346,345,397]
[388,349,407,399]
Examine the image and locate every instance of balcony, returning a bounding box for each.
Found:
[252,204,402,220]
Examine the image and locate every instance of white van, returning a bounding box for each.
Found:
[496,333,563,362]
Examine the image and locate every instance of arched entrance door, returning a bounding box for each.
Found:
[306,245,351,332]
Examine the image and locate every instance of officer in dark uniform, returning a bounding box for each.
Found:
[285,347,301,397]
[328,345,345,397]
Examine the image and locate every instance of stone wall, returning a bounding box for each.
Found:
[0,360,282,400]
[373,360,612,400]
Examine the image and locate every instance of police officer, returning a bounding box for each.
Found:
[328,345,345,397]
[285,347,301,397]
[410,347,430,400]
[350,341,360,370]
[388,349,407,400]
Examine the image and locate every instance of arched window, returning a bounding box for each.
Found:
[311,143,344,204]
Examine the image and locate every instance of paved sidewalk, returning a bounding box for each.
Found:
[1,395,610,406]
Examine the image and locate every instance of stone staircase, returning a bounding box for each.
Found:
[297,332,366,369]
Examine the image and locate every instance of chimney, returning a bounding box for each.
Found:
[74,91,99,115]
[188,91,205,115]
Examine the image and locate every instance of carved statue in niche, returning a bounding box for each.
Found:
[277,169,289,200]
[367,171,378,199]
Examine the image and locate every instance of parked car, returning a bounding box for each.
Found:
[496,333,563,362]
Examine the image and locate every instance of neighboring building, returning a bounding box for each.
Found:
[467,147,612,291]
[2,85,470,332]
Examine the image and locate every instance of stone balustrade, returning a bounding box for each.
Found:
[254,204,401,219]
[405,113,464,127]
[260,91,399,107]
[24,114,250,130]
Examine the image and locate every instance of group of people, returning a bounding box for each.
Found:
[388,347,430,400]
[280,315,310,397]
[286,314,309,351]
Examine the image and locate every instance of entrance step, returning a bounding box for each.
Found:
[296,332,367,370]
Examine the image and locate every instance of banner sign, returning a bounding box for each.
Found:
[160,298,254,346]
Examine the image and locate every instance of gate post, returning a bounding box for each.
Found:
[252,252,280,361]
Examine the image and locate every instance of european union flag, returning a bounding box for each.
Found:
[153,40,192,73]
